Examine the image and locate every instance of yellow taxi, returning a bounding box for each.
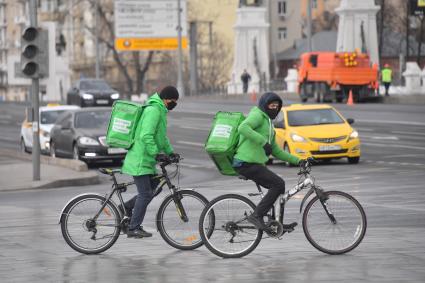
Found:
[274,104,360,164]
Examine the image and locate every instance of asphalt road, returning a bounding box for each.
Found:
[1,98,425,282]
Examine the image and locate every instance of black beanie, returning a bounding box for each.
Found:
[159,86,179,100]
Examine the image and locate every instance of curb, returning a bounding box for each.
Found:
[2,172,100,192]
[0,149,88,171]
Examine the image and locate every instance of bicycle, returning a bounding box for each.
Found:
[199,159,367,258]
[59,155,213,254]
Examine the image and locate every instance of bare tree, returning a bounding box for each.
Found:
[76,0,156,98]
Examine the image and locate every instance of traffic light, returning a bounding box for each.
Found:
[20,26,49,78]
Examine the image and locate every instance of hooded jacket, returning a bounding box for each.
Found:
[234,92,300,165]
[121,93,173,176]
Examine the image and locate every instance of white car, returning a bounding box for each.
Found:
[20,104,80,154]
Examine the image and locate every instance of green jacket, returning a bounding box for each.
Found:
[121,93,173,176]
[382,68,392,83]
[234,107,300,165]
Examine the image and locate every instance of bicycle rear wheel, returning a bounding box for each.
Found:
[199,194,263,258]
[60,194,121,254]
[156,190,211,250]
[303,190,367,255]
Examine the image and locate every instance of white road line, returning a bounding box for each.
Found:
[176,141,204,147]
[362,142,425,151]
[391,131,425,136]
[177,125,209,131]
[356,119,425,126]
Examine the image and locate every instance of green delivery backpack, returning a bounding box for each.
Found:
[106,100,147,149]
[205,112,245,176]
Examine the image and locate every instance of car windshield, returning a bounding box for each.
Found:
[287,109,345,126]
[74,110,110,129]
[80,80,112,90]
[40,110,67,124]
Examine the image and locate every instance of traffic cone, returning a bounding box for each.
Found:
[347,90,354,105]
[250,89,257,103]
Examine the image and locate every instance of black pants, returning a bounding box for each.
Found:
[243,83,248,94]
[235,163,285,217]
[384,82,391,96]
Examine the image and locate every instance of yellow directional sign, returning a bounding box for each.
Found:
[115,37,188,51]
[419,0,425,7]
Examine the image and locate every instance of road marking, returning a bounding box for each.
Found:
[178,125,209,131]
[356,119,425,126]
[391,131,425,136]
[362,142,425,151]
[176,141,204,147]
[369,136,399,140]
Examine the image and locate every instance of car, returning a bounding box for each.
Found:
[274,104,360,164]
[20,104,80,154]
[49,107,127,164]
[67,78,120,107]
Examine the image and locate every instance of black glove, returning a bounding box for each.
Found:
[155,153,168,162]
[169,152,180,162]
[263,143,273,156]
[298,159,308,168]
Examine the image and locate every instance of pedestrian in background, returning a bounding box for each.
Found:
[381,63,392,97]
[241,69,251,94]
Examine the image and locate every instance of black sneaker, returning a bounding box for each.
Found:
[282,222,298,233]
[127,227,153,238]
[247,213,270,231]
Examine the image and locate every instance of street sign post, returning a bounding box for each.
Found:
[114,0,188,51]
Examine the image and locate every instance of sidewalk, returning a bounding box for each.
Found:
[0,149,99,192]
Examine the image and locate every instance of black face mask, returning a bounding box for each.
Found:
[166,101,177,110]
[265,108,279,119]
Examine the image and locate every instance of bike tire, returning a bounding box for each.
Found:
[156,190,211,250]
[302,190,367,255]
[60,194,121,254]
[199,194,263,258]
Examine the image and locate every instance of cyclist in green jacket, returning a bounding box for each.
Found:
[121,86,179,238]
[233,92,305,232]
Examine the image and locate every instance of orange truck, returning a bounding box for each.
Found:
[297,51,379,103]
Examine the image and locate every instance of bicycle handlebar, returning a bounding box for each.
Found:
[156,154,182,166]
[298,157,315,175]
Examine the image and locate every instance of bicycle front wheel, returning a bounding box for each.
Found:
[303,190,367,255]
[156,190,210,250]
[199,194,263,258]
[60,194,121,254]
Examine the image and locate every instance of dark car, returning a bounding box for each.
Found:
[67,79,120,107]
[49,107,127,164]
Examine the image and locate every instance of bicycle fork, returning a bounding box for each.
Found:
[173,191,189,223]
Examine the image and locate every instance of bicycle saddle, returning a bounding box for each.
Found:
[98,168,121,175]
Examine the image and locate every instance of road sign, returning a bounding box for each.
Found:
[114,0,187,51]
[410,0,425,16]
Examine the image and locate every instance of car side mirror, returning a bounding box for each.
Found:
[274,120,285,129]
[347,118,355,125]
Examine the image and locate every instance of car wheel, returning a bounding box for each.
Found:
[20,138,29,153]
[50,141,56,158]
[73,145,80,160]
[348,157,360,164]
[283,143,294,167]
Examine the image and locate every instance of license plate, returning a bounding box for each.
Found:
[108,148,127,154]
[319,145,341,151]
[96,99,109,104]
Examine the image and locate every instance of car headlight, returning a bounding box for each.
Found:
[349,130,359,140]
[39,130,50,138]
[82,93,94,100]
[111,93,120,99]
[78,137,100,146]
[290,133,307,142]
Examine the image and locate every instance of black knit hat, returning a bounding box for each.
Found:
[159,86,179,100]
